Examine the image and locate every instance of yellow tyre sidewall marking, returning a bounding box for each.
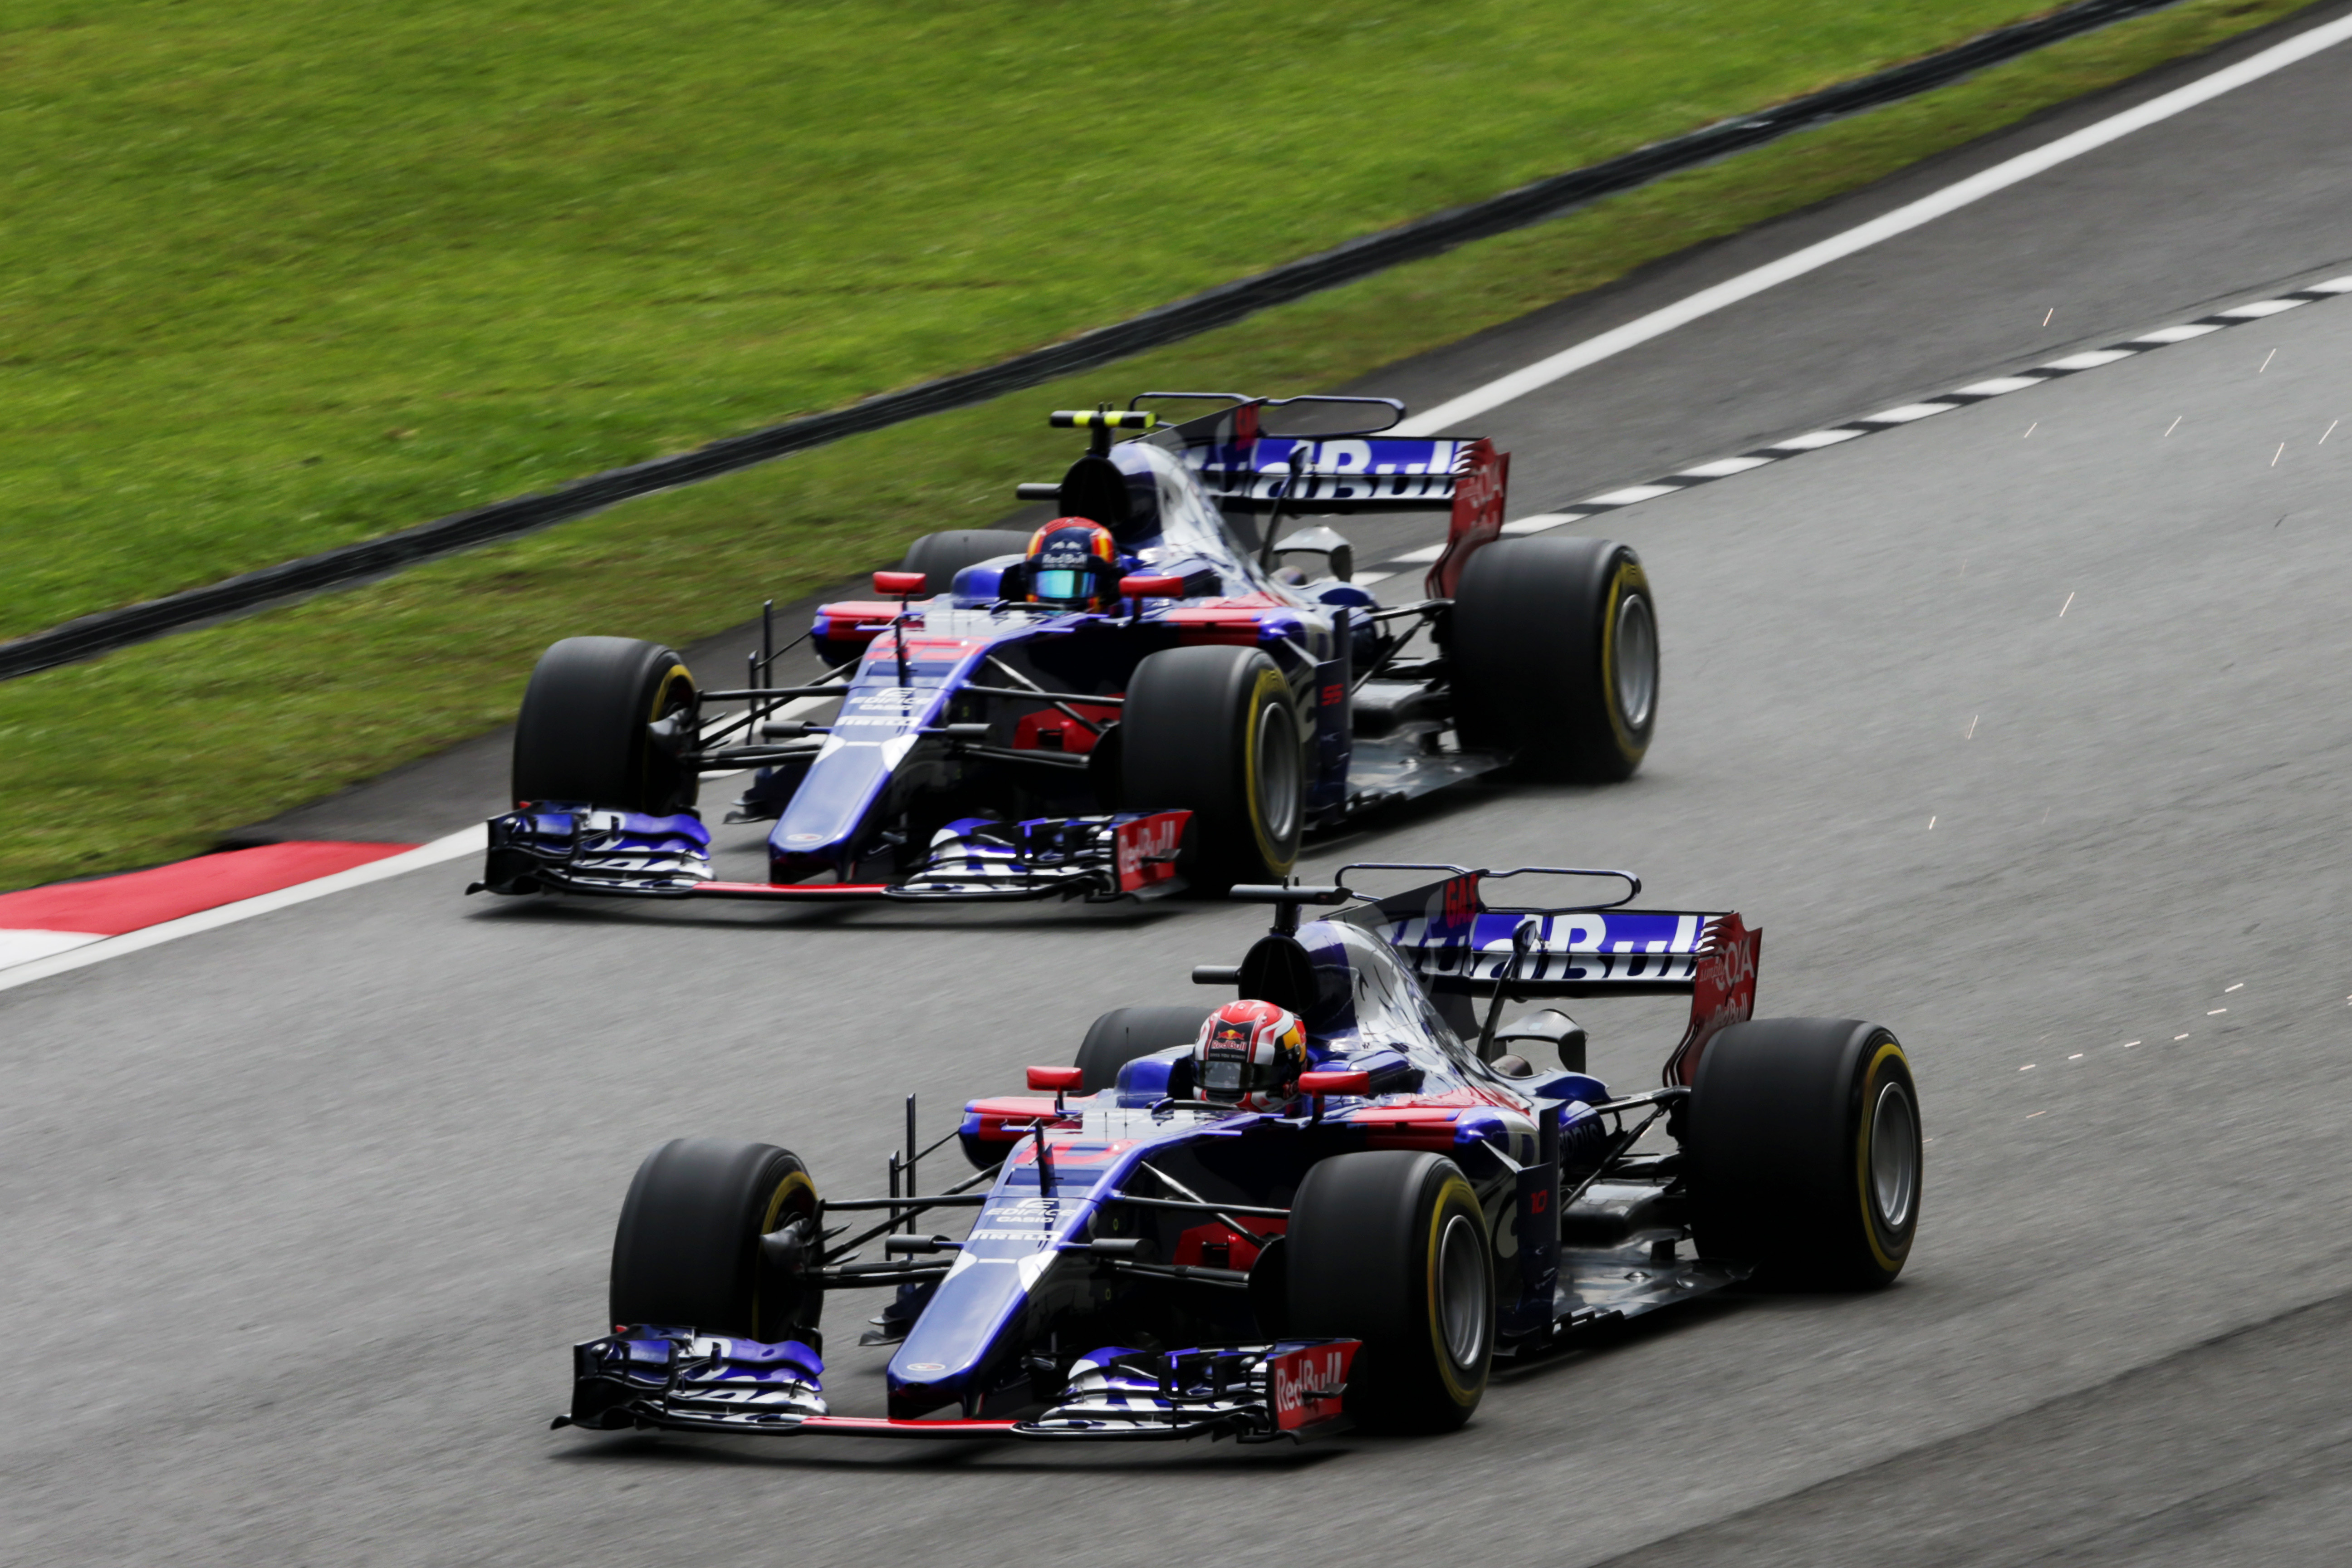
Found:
[762,1168,816,1232]
[648,663,696,723]
[642,662,696,805]
[752,1168,818,1332]
[1596,558,1652,765]
[1240,666,1298,874]
[1854,1040,1915,1274]
[1423,1173,1488,1407]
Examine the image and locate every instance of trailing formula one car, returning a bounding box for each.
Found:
[477,393,1660,904]
[554,864,1921,1443]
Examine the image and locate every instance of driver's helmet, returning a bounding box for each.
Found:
[1024,518,1121,610]
[1192,1000,1309,1111]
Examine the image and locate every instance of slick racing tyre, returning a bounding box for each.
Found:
[1073,1005,1212,1093]
[901,529,1033,596]
[1121,645,1306,891]
[1686,1019,1922,1289]
[511,636,699,813]
[1452,535,1656,782]
[1288,1151,1494,1433]
[610,1138,823,1343]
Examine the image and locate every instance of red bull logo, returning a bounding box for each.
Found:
[1269,1340,1358,1431]
[1114,811,1189,892]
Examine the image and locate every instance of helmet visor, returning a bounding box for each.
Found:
[1032,568,1093,604]
[1199,1056,1247,1098]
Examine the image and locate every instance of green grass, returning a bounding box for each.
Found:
[0,0,2312,892]
[6,0,2151,642]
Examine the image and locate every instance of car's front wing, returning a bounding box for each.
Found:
[475,808,1191,903]
[555,1330,1360,1443]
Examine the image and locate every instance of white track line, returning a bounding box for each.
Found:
[0,930,106,967]
[1394,10,2352,436]
[0,826,486,994]
[0,690,846,990]
[1362,270,2352,568]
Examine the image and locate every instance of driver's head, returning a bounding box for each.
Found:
[1192,1000,1308,1111]
[1024,518,1120,610]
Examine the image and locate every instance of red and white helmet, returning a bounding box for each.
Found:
[1192,1000,1308,1111]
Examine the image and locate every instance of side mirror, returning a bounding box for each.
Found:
[1027,1063,1085,1113]
[1298,1068,1372,1125]
[1118,573,1185,626]
[873,570,926,596]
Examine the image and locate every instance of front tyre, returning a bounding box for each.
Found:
[1686,1019,1922,1289]
[609,1138,823,1344]
[1452,536,1656,781]
[1119,645,1306,891]
[1287,1150,1494,1433]
[511,636,698,813]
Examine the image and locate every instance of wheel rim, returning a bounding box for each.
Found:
[1869,1082,1919,1232]
[1613,592,1658,732]
[1435,1212,1490,1367]
[1252,699,1302,846]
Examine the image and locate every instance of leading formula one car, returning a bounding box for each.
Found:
[476,393,1660,905]
[555,864,1921,1443]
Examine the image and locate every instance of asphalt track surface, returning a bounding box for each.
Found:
[12,9,2352,1562]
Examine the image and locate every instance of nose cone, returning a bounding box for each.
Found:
[769,727,921,877]
[886,1235,1063,1418]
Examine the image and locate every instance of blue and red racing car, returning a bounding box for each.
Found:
[555,864,1921,1443]
[477,393,1661,903]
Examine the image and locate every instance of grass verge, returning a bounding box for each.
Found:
[1,0,2152,640]
[0,0,2313,892]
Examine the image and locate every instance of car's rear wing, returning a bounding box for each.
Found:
[1336,867,1729,998]
[1236,864,1761,1085]
[1137,394,1510,597]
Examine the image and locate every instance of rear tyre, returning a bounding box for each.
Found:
[1686,1018,1921,1289]
[1452,535,1656,781]
[902,529,1034,596]
[512,636,699,813]
[1287,1151,1493,1433]
[1120,645,1306,891]
[1073,1005,1212,1093]
[610,1138,823,1343]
